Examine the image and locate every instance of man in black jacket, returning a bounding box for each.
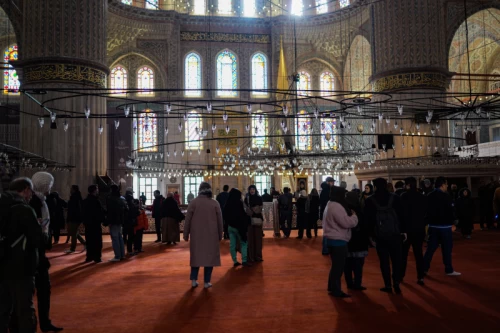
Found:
[0,177,42,333]
[216,185,230,239]
[106,185,127,262]
[278,188,293,238]
[364,178,406,294]
[400,177,427,285]
[261,189,273,203]
[82,185,105,263]
[423,177,461,276]
[152,190,164,243]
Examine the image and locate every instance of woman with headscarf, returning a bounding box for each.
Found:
[323,186,358,298]
[223,188,250,267]
[296,190,308,239]
[183,182,223,288]
[455,188,475,239]
[306,188,320,238]
[161,192,185,245]
[359,184,373,210]
[244,185,264,263]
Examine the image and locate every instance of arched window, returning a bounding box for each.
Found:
[110,65,127,95]
[137,66,154,95]
[218,0,232,14]
[138,109,158,152]
[298,71,310,96]
[340,0,350,8]
[4,44,19,94]
[185,52,202,97]
[243,0,255,16]
[291,0,303,16]
[252,113,268,148]
[121,0,132,5]
[320,71,334,96]
[217,50,238,97]
[295,110,311,150]
[321,118,337,150]
[145,0,158,10]
[251,53,267,96]
[185,111,203,150]
[316,0,328,14]
[193,0,206,15]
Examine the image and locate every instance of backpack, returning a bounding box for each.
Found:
[373,195,400,240]
[0,195,26,263]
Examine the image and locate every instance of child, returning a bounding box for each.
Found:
[134,200,149,254]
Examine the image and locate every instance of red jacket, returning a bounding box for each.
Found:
[135,210,149,232]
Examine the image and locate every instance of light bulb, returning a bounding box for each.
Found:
[397,105,403,116]
[178,122,183,132]
[84,107,90,118]
[282,105,288,116]
[38,118,45,128]
[50,112,56,123]
[124,106,130,117]
[245,124,250,132]
[114,120,120,129]
[183,113,188,121]
[98,124,103,135]
[428,110,433,117]
[223,111,228,123]
[357,105,363,114]
[378,113,383,122]
[165,103,171,113]
[225,125,230,134]
[247,104,252,114]
[207,102,212,112]
[212,123,217,132]
[63,120,69,132]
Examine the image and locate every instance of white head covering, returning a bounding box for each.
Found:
[31,172,54,195]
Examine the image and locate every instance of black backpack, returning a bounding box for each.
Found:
[373,195,400,240]
[0,196,25,263]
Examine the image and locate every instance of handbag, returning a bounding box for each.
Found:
[251,217,263,226]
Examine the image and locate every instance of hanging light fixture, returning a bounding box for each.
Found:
[114,120,120,130]
[206,102,212,113]
[212,123,217,133]
[397,105,403,116]
[63,120,69,132]
[223,111,228,123]
[247,103,252,114]
[124,106,130,117]
[98,124,103,135]
[84,107,91,119]
[38,117,45,128]
[178,122,183,132]
[50,112,57,123]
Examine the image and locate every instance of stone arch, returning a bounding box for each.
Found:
[0,1,22,52]
[110,52,166,90]
[297,57,343,92]
[344,34,372,92]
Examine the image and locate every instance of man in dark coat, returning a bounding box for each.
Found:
[216,185,230,239]
[106,185,127,262]
[47,192,66,244]
[123,189,139,253]
[82,185,105,263]
[261,189,273,203]
[400,177,427,285]
[152,190,164,243]
[364,178,406,294]
[278,187,293,238]
[320,177,335,254]
[394,181,405,196]
[423,177,461,276]
[0,178,42,333]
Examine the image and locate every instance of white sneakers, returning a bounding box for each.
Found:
[446,271,462,276]
[191,280,199,288]
[204,283,212,289]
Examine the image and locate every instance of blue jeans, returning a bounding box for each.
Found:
[228,226,248,264]
[109,224,125,259]
[190,267,214,283]
[424,227,454,274]
[322,236,329,254]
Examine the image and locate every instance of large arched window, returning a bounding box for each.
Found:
[298,71,310,96]
[185,111,203,150]
[193,0,206,15]
[251,53,268,96]
[320,71,334,96]
[3,44,19,94]
[295,110,311,150]
[185,52,202,97]
[218,0,232,14]
[110,65,127,95]
[316,0,328,14]
[321,118,337,150]
[243,0,255,16]
[138,109,158,152]
[145,0,159,10]
[291,0,303,16]
[216,50,238,97]
[137,66,154,95]
[340,0,350,8]
[252,113,268,148]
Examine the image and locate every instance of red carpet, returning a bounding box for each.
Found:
[46,230,500,333]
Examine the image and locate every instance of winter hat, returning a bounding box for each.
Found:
[198,182,212,195]
[31,172,54,195]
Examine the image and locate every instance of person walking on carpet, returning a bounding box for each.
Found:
[183,182,223,289]
[152,190,164,243]
[82,185,105,263]
[106,185,127,262]
[244,185,264,263]
[224,188,250,267]
[161,192,185,245]
[65,185,86,253]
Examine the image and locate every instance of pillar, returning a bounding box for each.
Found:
[18,0,108,197]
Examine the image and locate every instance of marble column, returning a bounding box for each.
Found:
[18,0,108,197]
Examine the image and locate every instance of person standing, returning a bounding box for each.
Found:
[261,189,272,203]
[224,188,250,267]
[306,188,320,238]
[82,185,105,263]
[0,178,42,333]
[47,192,66,244]
[65,185,86,253]
[424,176,461,276]
[183,182,223,289]
[152,190,164,243]
[359,184,373,210]
[456,188,475,239]
[187,191,195,203]
[134,200,149,254]
[216,185,230,239]
[296,190,308,239]
[106,185,127,262]
[400,177,427,286]
[364,178,406,294]
[394,181,405,196]
[123,189,138,255]
[173,191,181,205]
[421,179,434,196]
[278,187,293,238]
[139,192,147,206]
[161,192,185,245]
[245,185,264,263]
[320,177,336,254]
[323,186,358,298]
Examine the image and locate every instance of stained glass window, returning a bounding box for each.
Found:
[193,0,206,15]
[320,71,334,96]
[138,109,158,152]
[295,110,311,150]
[340,0,350,8]
[145,0,158,9]
[4,45,19,94]
[217,50,238,97]
[186,112,203,150]
[252,113,268,148]
[321,118,337,150]
[121,0,132,5]
[244,0,255,16]
[218,0,232,14]
[291,0,303,16]
[298,71,310,96]
[137,66,154,95]
[251,53,267,96]
[110,65,127,95]
[316,0,328,14]
[185,52,202,97]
